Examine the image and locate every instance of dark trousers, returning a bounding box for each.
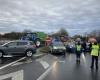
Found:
[76,54,81,59]
[76,51,81,60]
[91,56,98,69]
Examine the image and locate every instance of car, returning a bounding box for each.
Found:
[49,41,66,54]
[66,41,76,53]
[0,40,36,57]
[85,42,92,52]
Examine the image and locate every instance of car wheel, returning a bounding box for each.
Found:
[26,50,33,57]
[0,51,3,58]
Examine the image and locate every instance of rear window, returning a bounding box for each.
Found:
[17,42,28,46]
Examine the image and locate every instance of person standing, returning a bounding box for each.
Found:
[75,42,82,62]
[91,42,99,70]
[82,41,86,54]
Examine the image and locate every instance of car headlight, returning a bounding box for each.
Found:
[53,47,57,49]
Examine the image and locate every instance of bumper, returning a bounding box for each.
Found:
[52,49,66,53]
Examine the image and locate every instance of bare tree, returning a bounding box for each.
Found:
[52,28,69,37]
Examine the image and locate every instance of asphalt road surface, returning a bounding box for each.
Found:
[0,53,100,80]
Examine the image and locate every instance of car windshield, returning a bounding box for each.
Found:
[53,42,63,46]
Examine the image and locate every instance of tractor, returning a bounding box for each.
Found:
[21,32,47,47]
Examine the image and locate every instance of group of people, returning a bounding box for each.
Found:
[75,41,99,70]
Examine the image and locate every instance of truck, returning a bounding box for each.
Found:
[21,32,47,47]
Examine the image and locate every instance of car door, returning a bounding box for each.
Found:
[4,42,17,54]
[16,42,27,53]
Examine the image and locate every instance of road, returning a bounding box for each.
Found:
[0,52,100,80]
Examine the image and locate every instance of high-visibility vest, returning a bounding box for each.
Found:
[91,45,99,56]
[76,45,82,51]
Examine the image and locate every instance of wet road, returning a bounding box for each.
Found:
[0,53,100,80]
[43,54,100,80]
[0,57,22,67]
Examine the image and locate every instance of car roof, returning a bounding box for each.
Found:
[4,40,30,44]
[2,40,33,46]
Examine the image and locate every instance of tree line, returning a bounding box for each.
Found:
[0,32,24,40]
[0,28,69,40]
[0,29,99,42]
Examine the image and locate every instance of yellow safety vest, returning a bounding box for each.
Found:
[76,45,81,51]
[91,45,99,56]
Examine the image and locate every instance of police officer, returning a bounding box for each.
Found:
[91,42,99,70]
[76,42,82,62]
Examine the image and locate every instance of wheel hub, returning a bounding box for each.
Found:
[27,51,32,57]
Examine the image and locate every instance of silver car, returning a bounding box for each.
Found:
[50,41,66,54]
[0,40,36,57]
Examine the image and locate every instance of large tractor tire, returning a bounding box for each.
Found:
[35,39,41,47]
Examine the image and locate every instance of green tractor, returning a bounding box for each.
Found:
[21,32,47,47]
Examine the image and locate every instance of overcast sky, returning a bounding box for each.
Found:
[0,0,100,35]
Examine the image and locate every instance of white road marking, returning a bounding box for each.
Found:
[58,60,65,63]
[0,57,26,70]
[11,62,24,66]
[0,70,24,80]
[36,59,50,69]
[11,53,46,67]
[81,53,86,63]
[39,60,50,69]
[81,53,88,67]
[68,54,72,62]
[37,61,57,80]
[11,53,44,67]
[11,58,32,67]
